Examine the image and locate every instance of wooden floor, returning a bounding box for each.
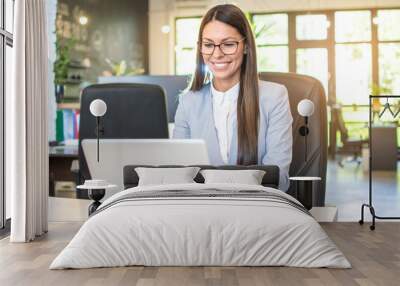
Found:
[325,160,400,221]
[1,222,399,286]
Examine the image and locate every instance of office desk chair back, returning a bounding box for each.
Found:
[98,75,190,122]
[78,83,169,198]
[259,72,327,206]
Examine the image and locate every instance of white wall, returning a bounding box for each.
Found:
[149,0,400,75]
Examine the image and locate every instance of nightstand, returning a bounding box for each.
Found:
[289,176,321,210]
[77,180,117,215]
[87,189,106,215]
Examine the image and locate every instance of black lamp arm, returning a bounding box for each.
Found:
[298,116,309,162]
[96,117,100,162]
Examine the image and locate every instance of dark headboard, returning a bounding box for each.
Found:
[123,165,280,189]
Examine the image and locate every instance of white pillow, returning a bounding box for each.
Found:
[200,169,266,185]
[135,167,200,186]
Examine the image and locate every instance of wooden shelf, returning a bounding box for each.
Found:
[68,63,87,69]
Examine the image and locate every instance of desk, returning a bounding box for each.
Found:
[49,145,79,197]
[370,126,397,171]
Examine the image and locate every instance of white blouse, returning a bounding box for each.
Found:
[211,82,239,164]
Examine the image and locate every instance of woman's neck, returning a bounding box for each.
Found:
[212,76,240,92]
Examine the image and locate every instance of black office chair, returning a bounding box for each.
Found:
[104,74,328,206]
[76,83,169,198]
[98,75,190,122]
[259,72,327,207]
[332,104,368,167]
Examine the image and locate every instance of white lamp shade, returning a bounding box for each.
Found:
[89,99,107,117]
[297,99,314,117]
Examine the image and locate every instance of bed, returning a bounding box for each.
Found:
[50,166,350,269]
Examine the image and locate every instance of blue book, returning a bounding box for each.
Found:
[63,110,75,140]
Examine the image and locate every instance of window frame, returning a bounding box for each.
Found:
[174,7,400,98]
[174,16,201,75]
[250,13,289,73]
[1,0,14,230]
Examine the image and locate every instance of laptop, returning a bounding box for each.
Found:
[82,139,209,198]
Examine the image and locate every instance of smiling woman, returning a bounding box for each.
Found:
[173,4,293,191]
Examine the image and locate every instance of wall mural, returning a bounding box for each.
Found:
[55,0,148,89]
[53,0,148,142]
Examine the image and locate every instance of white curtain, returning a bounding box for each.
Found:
[9,0,49,242]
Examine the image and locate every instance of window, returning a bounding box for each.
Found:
[335,11,371,42]
[1,0,15,229]
[175,18,201,75]
[174,14,291,74]
[376,10,400,41]
[174,8,400,153]
[5,0,14,33]
[253,14,289,72]
[379,43,400,94]
[334,11,372,106]
[335,43,372,105]
[296,14,328,40]
[377,10,400,95]
[294,13,330,96]
[297,48,329,93]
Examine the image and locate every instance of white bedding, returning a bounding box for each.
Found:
[50,183,351,269]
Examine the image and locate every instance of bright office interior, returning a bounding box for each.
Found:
[1,0,400,226]
[1,0,400,284]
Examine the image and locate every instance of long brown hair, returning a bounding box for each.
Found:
[190,4,259,165]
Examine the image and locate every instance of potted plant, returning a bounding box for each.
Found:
[103,58,145,76]
[54,34,75,102]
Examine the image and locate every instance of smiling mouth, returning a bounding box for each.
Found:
[211,62,231,69]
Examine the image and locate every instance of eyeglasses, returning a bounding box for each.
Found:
[199,38,246,55]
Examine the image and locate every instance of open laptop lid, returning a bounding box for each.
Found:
[82,139,209,198]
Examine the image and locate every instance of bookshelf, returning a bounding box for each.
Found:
[55,60,85,142]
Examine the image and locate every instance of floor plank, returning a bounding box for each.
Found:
[0,222,399,286]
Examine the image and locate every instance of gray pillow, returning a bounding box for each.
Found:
[200,169,266,185]
[135,167,201,186]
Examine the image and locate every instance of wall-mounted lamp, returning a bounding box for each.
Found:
[89,99,107,162]
[79,15,88,26]
[297,99,315,162]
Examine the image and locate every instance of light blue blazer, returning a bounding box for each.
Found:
[173,80,293,191]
